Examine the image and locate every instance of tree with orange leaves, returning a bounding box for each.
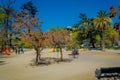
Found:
[44,29,72,60]
[12,9,45,64]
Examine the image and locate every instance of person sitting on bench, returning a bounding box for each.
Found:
[72,48,79,58]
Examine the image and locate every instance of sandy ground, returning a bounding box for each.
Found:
[0,49,120,80]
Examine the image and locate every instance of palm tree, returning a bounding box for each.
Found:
[94,10,112,50]
[73,13,95,47]
[79,14,95,47]
[110,5,120,41]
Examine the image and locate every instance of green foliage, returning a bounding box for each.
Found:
[106,46,120,50]
[95,35,101,44]
[93,10,112,50]
[0,31,7,46]
[50,26,65,31]
[105,26,119,46]
[0,0,16,46]
[105,26,118,38]
[97,10,109,17]
[70,31,80,48]
[23,42,32,48]
[94,10,112,29]
[0,9,6,24]
[72,13,95,47]
[21,1,38,17]
[66,45,72,50]
[72,11,117,49]
[71,31,78,42]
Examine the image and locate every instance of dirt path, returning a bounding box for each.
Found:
[0,49,120,80]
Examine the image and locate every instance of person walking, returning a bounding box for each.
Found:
[15,46,18,54]
[18,46,21,54]
[20,46,24,54]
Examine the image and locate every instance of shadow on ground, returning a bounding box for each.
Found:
[30,57,72,66]
[117,53,120,55]
[0,61,6,65]
[0,54,15,58]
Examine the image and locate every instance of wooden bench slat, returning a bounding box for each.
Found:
[95,67,120,79]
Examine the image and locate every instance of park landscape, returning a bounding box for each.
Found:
[0,49,120,80]
[0,0,120,80]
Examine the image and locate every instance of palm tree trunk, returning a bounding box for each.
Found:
[102,29,105,50]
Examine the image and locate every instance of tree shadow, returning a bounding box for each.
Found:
[0,61,6,65]
[0,55,13,66]
[116,53,120,55]
[30,57,72,66]
[0,54,15,58]
[0,56,11,58]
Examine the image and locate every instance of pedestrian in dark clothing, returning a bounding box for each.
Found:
[15,46,18,54]
[21,47,24,54]
[72,49,79,58]
[18,46,21,54]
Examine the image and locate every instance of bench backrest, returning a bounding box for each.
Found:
[100,67,120,73]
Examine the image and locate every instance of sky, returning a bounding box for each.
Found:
[1,0,120,31]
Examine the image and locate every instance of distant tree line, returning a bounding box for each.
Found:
[71,5,120,50]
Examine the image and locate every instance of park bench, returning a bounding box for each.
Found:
[95,67,120,80]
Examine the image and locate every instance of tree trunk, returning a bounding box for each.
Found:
[3,16,9,46]
[36,51,39,64]
[35,49,40,64]
[10,37,12,46]
[102,30,105,51]
[111,38,114,47]
[35,48,43,64]
[39,52,41,60]
[92,42,95,48]
[9,20,12,46]
[59,47,63,60]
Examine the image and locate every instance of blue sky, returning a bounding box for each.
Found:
[38,0,120,31]
[1,0,120,31]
